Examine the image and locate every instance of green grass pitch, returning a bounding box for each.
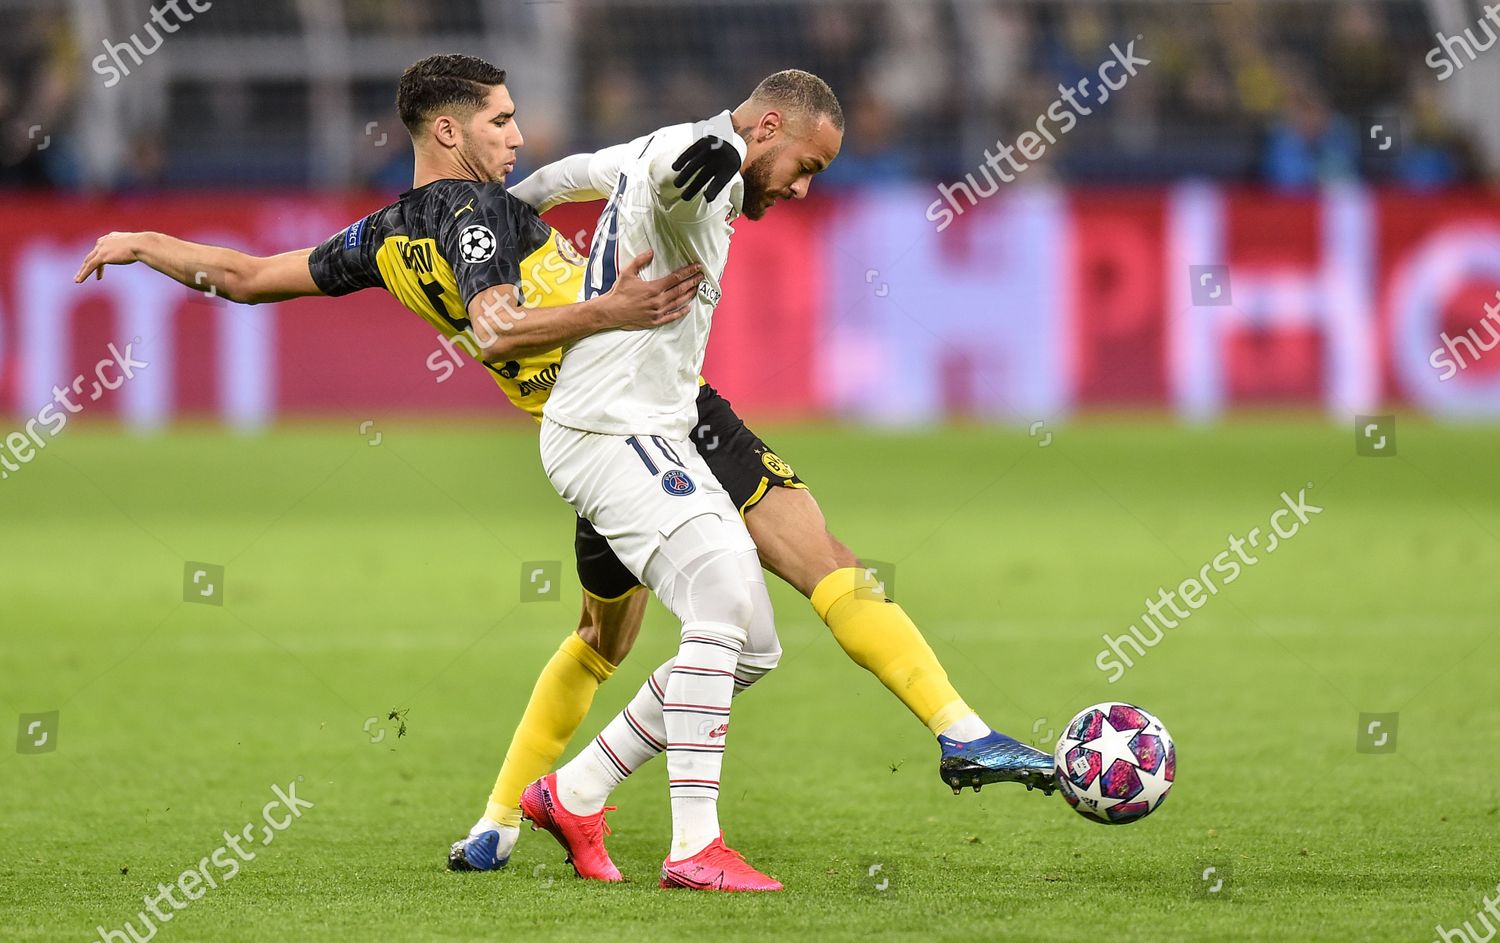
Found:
[4,418,1498,941]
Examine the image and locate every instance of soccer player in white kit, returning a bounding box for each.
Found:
[514,70,842,891]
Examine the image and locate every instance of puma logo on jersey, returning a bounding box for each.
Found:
[453,198,476,218]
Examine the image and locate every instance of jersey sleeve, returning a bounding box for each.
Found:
[508,153,601,213]
[585,141,642,196]
[440,184,550,309]
[307,215,383,297]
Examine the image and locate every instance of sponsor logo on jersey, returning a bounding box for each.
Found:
[396,237,438,275]
[708,723,729,739]
[343,217,367,249]
[661,469,696,496]
[517,362,562,396]
[760,451,794,479]
[459,225,497,264]
[697,281,722,307]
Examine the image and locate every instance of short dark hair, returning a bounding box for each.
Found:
[750,69,844,133]
[397,54,507,135]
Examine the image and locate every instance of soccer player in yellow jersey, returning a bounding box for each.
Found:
[75,55,704,379]
[74,54,1056,881]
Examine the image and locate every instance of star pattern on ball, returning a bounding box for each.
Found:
[1135,761,1174,808]
[1055,703,1175,825]
[1079,713,1142,772]
[1074,776,1129,819]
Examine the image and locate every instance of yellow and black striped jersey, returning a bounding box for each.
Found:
[308,179,582,420]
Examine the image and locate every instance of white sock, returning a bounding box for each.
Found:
[552,645,779,818]
[939,712,990,742]
[468,817,519,860]
[554,660,674,815]
[665,621,743,860]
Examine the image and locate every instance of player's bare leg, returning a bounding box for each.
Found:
[745,486,1056,795]
[575,587,649,666]
[448,590,646,872]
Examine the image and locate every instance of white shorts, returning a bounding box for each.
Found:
[539,418,755,581]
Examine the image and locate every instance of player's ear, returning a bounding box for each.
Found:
[430,114,459,147]
[757,110,782,142]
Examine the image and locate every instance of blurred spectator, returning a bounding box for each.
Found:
[816,88,918,188]
[0,11,77,189]
[1261,68,1360,190]
[579,64,649,149]
[1323,4,1404,116]
[0,0,1485,190]
[118,130,169,192]
[1386,68,1476,189]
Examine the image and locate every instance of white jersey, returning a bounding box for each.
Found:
[540,111,747,439]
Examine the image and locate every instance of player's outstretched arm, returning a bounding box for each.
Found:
[466,249,701,361]
[74,232,322,304]
[508,152,608,213]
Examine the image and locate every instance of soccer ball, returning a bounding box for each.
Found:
[1053,702,1174,825]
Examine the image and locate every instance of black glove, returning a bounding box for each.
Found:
[671,134,739,203]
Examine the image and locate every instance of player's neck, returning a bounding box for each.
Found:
[728,104,756,145]
[411,151,484,189]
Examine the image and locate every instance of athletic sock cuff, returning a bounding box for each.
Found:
[562,632,617,684]
[927,699,976,738]
[810,566,883,621]
[484,800,524,829]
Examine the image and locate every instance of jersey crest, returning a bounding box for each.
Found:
[661,469,696,496]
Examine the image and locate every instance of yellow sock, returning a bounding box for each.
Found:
[811,567,972,737]
[484,633,616,827]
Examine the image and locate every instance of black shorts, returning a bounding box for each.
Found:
[574,381,805,601]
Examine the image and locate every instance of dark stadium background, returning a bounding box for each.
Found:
[5,0,1499,428]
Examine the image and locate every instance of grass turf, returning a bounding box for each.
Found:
[3,418,1498,942]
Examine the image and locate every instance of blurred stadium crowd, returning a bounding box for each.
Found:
[0,0,1489,191]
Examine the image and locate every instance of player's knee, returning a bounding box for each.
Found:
[708,581,757,633]
[825,531,861,570]
[575,597,604,648]
[682,577,753,649]
[577,592,644,665]
[737,644,782,679]
[575,622,603,654]
[688,607,751,648]
[678,545,758,629]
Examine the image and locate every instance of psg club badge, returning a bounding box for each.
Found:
[661,469,696,496]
